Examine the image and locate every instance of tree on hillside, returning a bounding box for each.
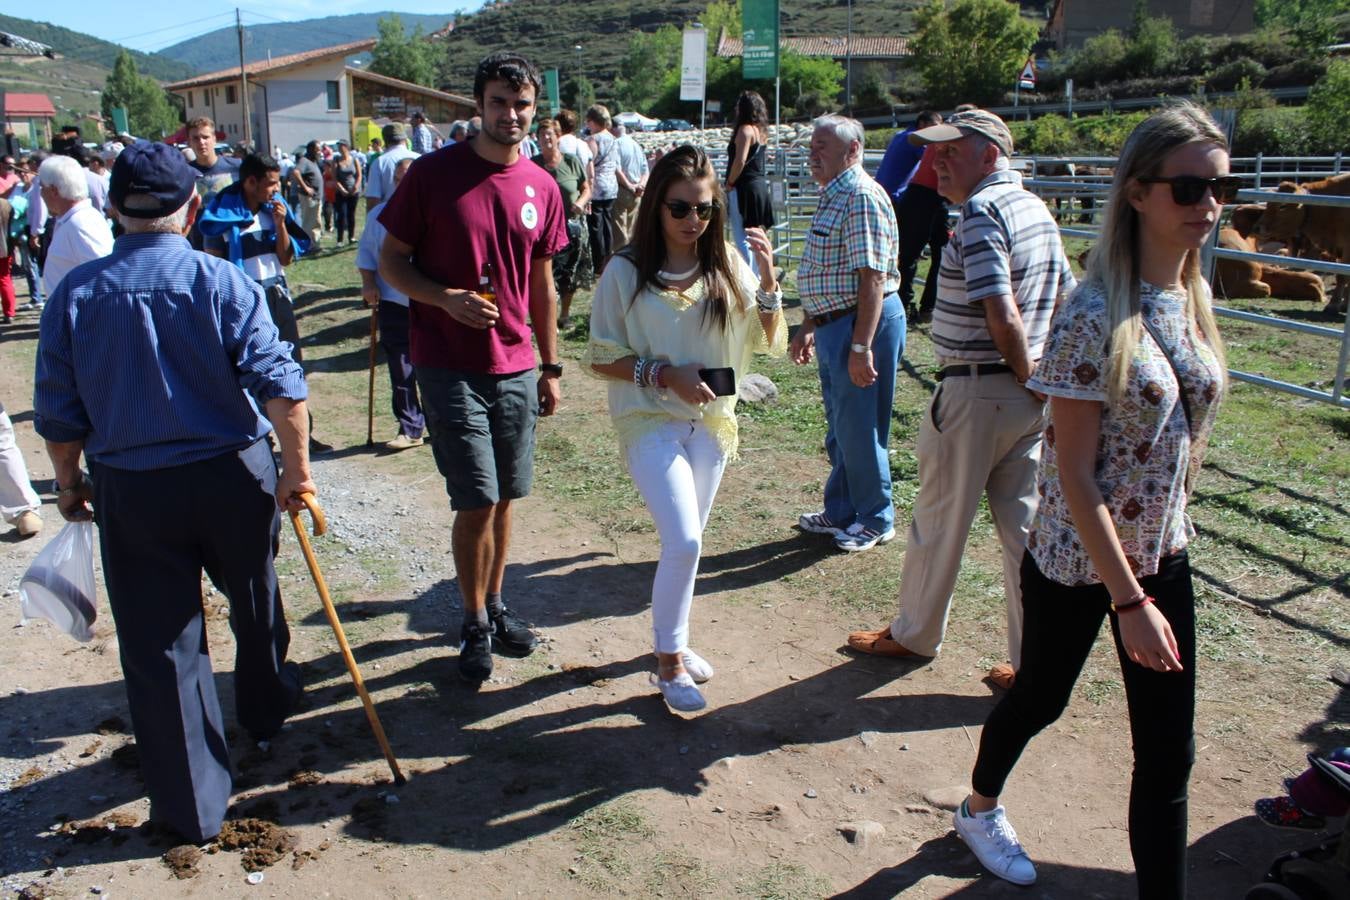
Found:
[369,14,439,88]
[1305,59,1350,151]
[1255,0,1342,55]
[613,24,682,112]
[910,0,1039,108]
[101,50,179,138]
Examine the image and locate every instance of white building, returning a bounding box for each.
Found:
[166,39,376,154]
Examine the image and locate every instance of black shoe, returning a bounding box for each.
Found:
[489,606,538,657]
[308,436,334,454]
[458,622,493,683]
[248,661,304,742]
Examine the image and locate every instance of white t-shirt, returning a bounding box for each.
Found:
[558,134,593,168]
[43,200,114,295]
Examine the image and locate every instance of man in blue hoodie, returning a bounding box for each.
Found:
[200,153,331,452]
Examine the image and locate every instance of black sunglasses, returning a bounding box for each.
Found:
[1138,175,1241,206]
[663,200,719,221]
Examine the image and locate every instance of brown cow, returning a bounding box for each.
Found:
[1214,204,1326,304]
[1256,173,1350,316]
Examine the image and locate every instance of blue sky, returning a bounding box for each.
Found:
[34,2,479,54]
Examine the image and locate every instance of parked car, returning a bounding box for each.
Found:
[656,119,694,132]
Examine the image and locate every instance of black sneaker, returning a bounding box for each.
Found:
[489,606,538,657]
[458,622,493,683]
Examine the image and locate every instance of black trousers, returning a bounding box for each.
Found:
[972,550,1196,900]
[90,439,295,842]
[377,300,424,438]
[894,184,948,317]
[587,199,615,275]
[333,195,358,243]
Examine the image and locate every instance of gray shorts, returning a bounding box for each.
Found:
[417,367,538,510]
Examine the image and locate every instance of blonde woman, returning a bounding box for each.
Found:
[588,145,785,712]
[952,104,1233,898]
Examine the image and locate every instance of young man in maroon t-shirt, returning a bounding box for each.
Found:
[379,53,567,685]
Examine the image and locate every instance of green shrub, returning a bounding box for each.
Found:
[1022,114,1078,155]
[864,128,896,151]
[1232,107,1312,156]
[1208,58,1268,91]
[1264,59,1328,89]
[1074,110,1151,154]
[1305,60,1350,154]
[1124,14,1180,78]
[1068,29,1129,85]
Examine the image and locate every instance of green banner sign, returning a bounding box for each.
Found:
[111,106,129,135]
[544,68,560,117]
[742,0,779,80]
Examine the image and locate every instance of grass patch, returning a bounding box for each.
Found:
[645,850,718,897]
[736,861,833,899]
[1081,677,1121,706]
[570,799,655,890]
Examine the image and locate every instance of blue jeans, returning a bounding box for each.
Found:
[815,293,905,533]
[726,188,758,278]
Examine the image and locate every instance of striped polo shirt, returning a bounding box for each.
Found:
[203,211,287,291]
[931,169,1075,364]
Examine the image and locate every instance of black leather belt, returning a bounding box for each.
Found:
[937,363,1013,381]
[810,306,857,327]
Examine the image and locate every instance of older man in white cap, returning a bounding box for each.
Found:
[847,110,1076,689]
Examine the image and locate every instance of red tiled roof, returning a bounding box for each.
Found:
[716,34,911,58]
[166,39,377,90]
[4,92,57,117]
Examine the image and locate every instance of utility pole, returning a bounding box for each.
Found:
[845,0,853,114]
[237,8,251,148]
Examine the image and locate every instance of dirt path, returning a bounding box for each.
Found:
[0,278,1340,899]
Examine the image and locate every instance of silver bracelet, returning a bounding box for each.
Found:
[755,286,783,312]
[633,357,647,387]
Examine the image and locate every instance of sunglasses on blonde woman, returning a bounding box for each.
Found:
[663,200,719,221]
[1137,175,1242,206]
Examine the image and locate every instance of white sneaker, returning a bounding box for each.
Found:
[651,672,706,712]
[834,522,896,553]
[953,803,1036,886]
[681,649,714,684]
[798,510,844,536]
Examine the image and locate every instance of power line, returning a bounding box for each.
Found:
[106,12,237,48]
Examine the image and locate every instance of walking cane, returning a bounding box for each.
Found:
[365,307,378,447]
[288,491,406,786]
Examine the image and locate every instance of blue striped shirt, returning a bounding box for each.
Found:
[34,232,307,470]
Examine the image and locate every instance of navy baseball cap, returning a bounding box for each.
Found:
[109,140,197,218]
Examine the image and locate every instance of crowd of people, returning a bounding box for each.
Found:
[6,44,1250,898]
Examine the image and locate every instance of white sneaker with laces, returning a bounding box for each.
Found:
[953,803,1037,886]
[681,649,714,683]
[652,672,706,712]
[798,510,843,536]
[834,522,896,552]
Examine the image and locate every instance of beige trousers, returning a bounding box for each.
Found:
[889,369,1045,668]
[611,185,639,251]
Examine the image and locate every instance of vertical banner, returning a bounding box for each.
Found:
[111,107,129,135]
[544,68,561,117]
[743,0,780,80]
[680,26,707,102]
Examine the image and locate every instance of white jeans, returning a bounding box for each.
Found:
[625,420,727,654]
[0,408,40,523]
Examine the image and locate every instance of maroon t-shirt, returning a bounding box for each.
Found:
[378,141,568,374]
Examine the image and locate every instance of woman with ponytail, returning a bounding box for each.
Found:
[951,103,1232,899]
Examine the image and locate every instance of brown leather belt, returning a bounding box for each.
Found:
[937,363,1013,381]
[810,306,857,327]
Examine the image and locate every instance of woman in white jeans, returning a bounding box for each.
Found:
[588,145,785,711]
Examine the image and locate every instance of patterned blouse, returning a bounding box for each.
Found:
[1026,280,1224,586]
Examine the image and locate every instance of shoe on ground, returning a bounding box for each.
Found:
[681,649,714,683]
[458,621,494,683]
[489,606,538,657]
[248,660,304,742]
[835,522,896,552]
[385,433,424,451]
[1255,795,1325,830]
[652,672,706,712]
[798,510,844,536]
[308,436,334,454]
[846,625,926,658]
[557,314,572,331]
[953,802,1037,886]
[987,662,1016,690]
[14,510,42,538]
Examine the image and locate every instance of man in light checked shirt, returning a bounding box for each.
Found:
[789,114,905,554]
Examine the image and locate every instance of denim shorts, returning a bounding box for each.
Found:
[416,367,538,510]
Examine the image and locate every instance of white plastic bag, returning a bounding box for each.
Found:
[19,521,97,642]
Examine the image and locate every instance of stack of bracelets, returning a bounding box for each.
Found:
[756,286,783,314]
[633,357,668,389]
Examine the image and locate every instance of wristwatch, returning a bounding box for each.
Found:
[850,343,871,354]
[539,362,564,377]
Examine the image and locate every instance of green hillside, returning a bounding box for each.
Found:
[0,14,193,82]
[432,0,926,94]
[156,12,457,74]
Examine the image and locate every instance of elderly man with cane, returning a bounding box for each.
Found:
[34,141,312,844]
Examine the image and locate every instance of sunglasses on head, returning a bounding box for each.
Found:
[1138,175,1241,206]
[663,200,719,221]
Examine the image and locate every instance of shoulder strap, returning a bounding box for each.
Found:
[1139,315,1193,433]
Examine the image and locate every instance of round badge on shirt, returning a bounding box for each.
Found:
[521,201,538,229]
[525,185,536,198]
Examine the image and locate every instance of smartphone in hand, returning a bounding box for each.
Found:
[699,367,736,397]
